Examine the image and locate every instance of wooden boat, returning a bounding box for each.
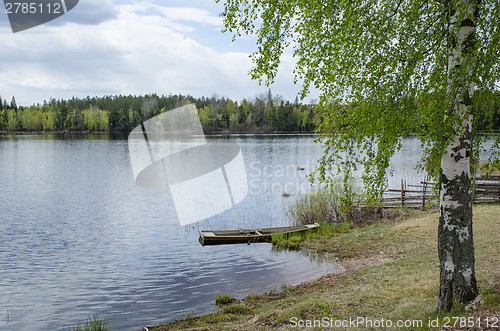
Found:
[198,223,320,246]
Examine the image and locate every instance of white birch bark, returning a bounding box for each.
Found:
[437,0,479,312]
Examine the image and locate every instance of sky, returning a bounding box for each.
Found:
[0,0,316,106]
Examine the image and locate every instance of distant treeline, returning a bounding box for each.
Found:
[1,90,498,134]
[0,90,321,133]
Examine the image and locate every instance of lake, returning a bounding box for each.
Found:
[0,133,477,330]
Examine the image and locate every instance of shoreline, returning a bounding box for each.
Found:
[0,130,318,135]
[147,205,500,330]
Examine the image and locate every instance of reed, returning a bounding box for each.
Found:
[287,175,382,227]
[68,315,110,331]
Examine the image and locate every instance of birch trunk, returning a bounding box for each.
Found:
[437,0,479,312]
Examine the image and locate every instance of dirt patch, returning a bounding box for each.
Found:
[292,253,401,291]
[338,254,399,272]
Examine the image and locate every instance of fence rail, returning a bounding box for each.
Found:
[474,175,500,204]
[382,175,500,209]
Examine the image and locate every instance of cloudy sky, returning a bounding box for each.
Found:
[0,0,313,106]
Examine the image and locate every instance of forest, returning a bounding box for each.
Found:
[0,89,498,134]
[0,90,321,134]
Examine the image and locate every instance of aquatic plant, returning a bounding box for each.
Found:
[68,315,110,331]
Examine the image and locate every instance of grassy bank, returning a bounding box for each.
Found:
[149,204,500,330]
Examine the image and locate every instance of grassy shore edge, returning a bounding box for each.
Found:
[148,204,500,330]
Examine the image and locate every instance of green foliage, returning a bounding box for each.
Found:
[69,109,85,131]
[0,110,5,130]
[215,292,237,306]
[287,188,341,225]
[0,92,321,133]
[6,109,17,131]
[218,0,500,193]
[54,102,69,130]
[82,106,109,132]
[18,106,43,130]
[229,112,239,131]
[482,284,500,310]
[41,110,55,131]
[287,175,371,225]
[69,315,110,331]
[198,105,213,130]
[10,96,17,110]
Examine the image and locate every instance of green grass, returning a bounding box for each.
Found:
[271,221,354,249]
[482,283,500,310]
[221,304,254,315]
[149,204,500,330]
[69,315,110,331]
[271,232,303,249]
[215,292,237,306]
[307,220,354,237]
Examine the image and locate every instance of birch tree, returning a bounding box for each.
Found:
[218,0,500,311]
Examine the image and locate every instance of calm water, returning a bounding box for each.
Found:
[2,133,488,330]
[0,134,341,331]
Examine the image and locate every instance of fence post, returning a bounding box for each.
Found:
[422,176,427,210]
[401,179,405,208]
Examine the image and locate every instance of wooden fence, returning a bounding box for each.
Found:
[474,175,500,203]
[382,175,500,209]
[382,178,435,209]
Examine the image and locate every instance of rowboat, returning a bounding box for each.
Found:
[198,223,320,246]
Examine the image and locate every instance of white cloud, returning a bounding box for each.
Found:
[0,2,306,106]
[61,0,118,25]
[151,6,223,26]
